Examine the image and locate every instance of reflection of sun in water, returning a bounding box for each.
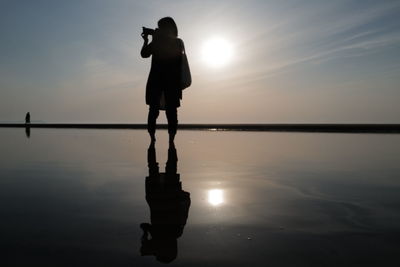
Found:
[202,37,233,68]
[208,189,224,206]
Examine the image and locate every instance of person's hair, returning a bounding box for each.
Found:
[158,17,178,37]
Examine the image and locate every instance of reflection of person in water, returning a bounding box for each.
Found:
[25,126,30,138]
[140,144,191,263]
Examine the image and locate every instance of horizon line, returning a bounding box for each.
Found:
[1,123,400,133]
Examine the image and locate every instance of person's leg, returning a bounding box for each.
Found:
[147,106,159,142]
[166,107,178,144]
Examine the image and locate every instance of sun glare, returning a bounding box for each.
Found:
[208,189,224,206]
[202,37,233,68]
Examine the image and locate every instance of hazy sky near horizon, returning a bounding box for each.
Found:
[1,0,400,123]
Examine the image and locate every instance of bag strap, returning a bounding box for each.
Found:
[179,39,186,55]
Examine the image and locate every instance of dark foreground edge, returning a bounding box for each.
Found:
[1,123,400,133]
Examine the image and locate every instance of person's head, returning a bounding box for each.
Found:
[158,17,178,37]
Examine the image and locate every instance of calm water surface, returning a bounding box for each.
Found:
[1,129,400,266]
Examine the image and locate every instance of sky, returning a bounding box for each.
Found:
[0,0,399,123]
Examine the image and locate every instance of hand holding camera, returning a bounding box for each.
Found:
[142,27,158,42]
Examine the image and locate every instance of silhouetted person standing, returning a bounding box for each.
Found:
[141,17,187,144]
[25,112,30,124]
[140,143,191,263]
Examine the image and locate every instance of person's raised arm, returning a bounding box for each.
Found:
[141,34,152,58]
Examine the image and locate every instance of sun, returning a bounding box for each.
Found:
[201,37,233,68]
[208,189,224,206]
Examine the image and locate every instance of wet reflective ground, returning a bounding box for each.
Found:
[1,129,400,266]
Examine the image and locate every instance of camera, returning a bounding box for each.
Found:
[142,27,157,36]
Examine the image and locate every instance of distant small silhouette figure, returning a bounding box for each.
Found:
[141,17,190,144]
[25,112,30,124]
[140,143,191,263]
